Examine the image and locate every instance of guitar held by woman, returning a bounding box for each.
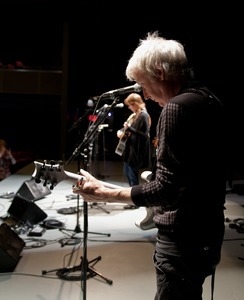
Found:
[115,113,136,156]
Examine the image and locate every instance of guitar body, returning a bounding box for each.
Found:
[141,170,153,182]
[115,132,129,156]
[115,113,136,156]
[137,170,155,230]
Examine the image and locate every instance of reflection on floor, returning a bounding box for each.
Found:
[0,160,244,300]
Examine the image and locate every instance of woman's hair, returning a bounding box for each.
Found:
[126,31,189,82]
[124,93,151,126]
[124,93,146,110]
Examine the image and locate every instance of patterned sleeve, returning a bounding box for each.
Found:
[131,102,186,208]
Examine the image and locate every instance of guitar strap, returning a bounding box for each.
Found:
[211,267,216,300]
[180,87,219,300]
[149,136,159,181]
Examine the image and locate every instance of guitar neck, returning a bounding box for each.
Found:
[32,161,123,190]
[64,170,122,189]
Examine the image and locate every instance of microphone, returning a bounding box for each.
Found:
[113,103,124,108]
[102,83,142,98]
[96,103,124,113]
[87,99,94,107]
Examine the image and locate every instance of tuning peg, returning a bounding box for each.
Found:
[50,178,57,190]
[49,160,55,170]
[35,166,44,183]
[35,178,41,184]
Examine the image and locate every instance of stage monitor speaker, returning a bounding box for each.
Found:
[0,223,26,272]
[7,194,48,226]
[16,178,51,201]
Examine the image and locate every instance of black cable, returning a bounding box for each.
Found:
[58,237,81,246]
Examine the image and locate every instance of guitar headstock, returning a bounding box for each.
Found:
[32,160,71,190]
[32,160,121,194]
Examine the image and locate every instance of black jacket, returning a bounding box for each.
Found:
[123,110,151,169]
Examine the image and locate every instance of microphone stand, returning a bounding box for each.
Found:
[68,109,91,134]
[66,97,119,165]
[66,98,119,300]
[61,115,110,247]
[90,124,110,214]
[59,150,110,248]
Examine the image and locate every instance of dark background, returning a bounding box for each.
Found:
[0,1,242,179]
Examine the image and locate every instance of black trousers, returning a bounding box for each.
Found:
[153,232,221,300]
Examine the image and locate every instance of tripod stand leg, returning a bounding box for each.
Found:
[88,265,113,285]
[86,230,110,237]
[42,256,113,285]
[90,202,110,214]
[82,256,113,285]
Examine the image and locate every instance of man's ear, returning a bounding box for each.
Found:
[156,68,165,80]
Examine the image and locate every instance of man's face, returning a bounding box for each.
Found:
[133,71,167,107]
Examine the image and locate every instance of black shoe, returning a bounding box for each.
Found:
[123,205,139,209]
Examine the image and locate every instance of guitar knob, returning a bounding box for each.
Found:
[50,178,57,190]
[42,160,47,169]
[50,160,55,170]
[35,168,44,183]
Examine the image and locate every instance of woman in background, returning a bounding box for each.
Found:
[0,139,16,181]
[116,93,151,209]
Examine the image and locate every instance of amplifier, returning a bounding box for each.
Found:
[0,223,25,272]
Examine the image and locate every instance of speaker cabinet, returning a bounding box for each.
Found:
[16,179,51,201]
[7,194,47,226]
[0,223,25,272]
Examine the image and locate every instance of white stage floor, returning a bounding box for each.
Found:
[0,160,244,300]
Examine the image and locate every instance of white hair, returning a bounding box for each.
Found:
[126,31,188,82]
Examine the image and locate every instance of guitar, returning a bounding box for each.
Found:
[141,170,153,182]
[137,170,155,230]
[115,113,136,156]
[32,160,123,202]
